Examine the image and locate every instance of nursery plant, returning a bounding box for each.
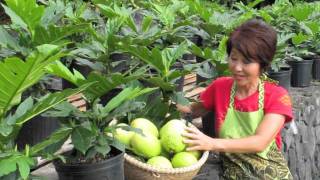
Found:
[117,40,191,126]
[43,61,157,179]
[0,44,93,179]
[0,0,91,58]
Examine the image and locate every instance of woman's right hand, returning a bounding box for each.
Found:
[176,104,192,114]
[177,102,209,118]
[182,126,214,151]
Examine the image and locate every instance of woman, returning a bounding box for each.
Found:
[178,19,293,179]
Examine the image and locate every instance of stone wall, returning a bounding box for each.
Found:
[282,81,320,180]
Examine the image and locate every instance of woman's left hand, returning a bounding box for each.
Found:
[182,126,214,151]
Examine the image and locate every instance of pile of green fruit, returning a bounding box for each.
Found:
[112,118,202,168]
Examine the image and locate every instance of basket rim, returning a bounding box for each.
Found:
[124,151,209,174]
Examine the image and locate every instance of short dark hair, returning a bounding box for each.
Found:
[226,19,277,72]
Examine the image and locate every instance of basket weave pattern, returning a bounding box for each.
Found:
[124,151,209,180]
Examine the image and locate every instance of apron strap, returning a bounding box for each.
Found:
[229,79,264,110]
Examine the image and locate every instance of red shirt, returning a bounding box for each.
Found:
[200,77,293,149]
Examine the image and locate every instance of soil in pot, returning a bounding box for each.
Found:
[54,147,124,180]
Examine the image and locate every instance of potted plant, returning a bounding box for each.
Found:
[117,40,191,127]
[0,44,93,179]
[267,33,294,90]
[44,59,157,179]
[47,83,156,180]
[0,0,93,148]
[283,3,316,87]
[286,33,314,87]
[309,29,320,80]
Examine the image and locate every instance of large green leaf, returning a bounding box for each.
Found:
[247,0,264,8]
[201,23,224,37]
[167,70,189,82]
[212,36,228,63]
[141,16,153,33]
[119,41,188,77]
[83,72,143,101]
[0,44,65,119]
[33,24,91,46]
[161,41,189,76]
[185,0,212,22]
[119,44,163,73]
[46,61,86,86]
[0,84,93,153]
[151,2,186,30]
[30,127,72,155]
[41,0,66,27]
[47,61,145,101]
[71,126,95,155]
[4,0,45,35]
[97,4,136,33]
[136,95,169,127]
[0,151,34,179]
[208,12,235,33]
[107,101,145,121]
[1,4,27,31]
[292,32,309,45]
[0,155,16,177]
[14,83,94,125]
[170,92,189,106]
[288,4,314,22]
[146,77,175,91]
[0,26,22,52]
[5,97,33,127]
[102,86,157,115]
[304,21,320,35]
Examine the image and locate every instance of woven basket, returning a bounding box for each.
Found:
[124,151,209,180]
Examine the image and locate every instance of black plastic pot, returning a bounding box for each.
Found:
[195,56,215,86]
[172,62,185,92]
[267,67,292,90]
[201,111,215,138]
[288,59,314,87]
[182,54,195,61]
[100,88,122,106]
[54,148,124,180]
[16,116,60,150]
[110,53,131,73]
[312,58,320,80]
[189,35,203,46]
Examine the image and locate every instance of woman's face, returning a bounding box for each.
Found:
[228,48,261,87]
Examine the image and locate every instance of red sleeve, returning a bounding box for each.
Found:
[264,84,293,123]
[199,80,216,110]
[199,77,231,111]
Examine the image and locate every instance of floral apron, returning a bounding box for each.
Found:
[219,80,292,180]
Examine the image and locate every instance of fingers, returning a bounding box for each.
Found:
[185,126,198,132]
[183,139,198,145]
[181,131,197,139]
[186,145,201,151]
